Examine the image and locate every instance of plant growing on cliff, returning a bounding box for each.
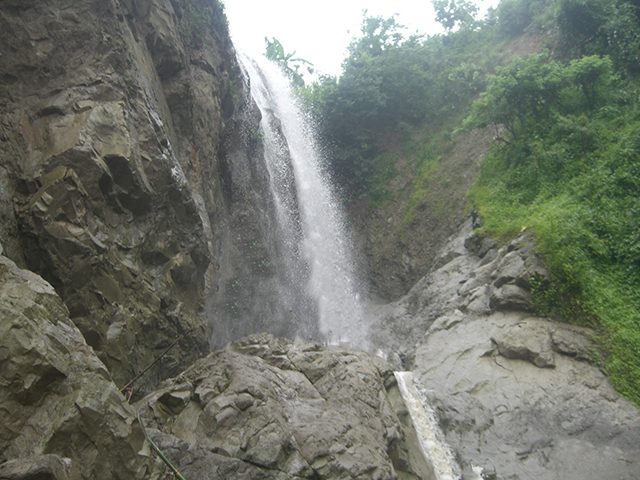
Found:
[180,0,229,47]
[264,37,314,87]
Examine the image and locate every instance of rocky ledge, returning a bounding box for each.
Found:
[136,333,427,479]
[369,217,640,480]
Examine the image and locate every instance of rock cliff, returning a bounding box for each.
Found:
[0,0,235,394]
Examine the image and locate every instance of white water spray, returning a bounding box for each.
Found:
[394,372,462,480]
[240,53,364,345]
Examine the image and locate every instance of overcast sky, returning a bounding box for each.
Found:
[224,0,500,78]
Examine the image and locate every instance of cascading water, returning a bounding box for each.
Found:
[394,372,462,480]
[239,53,364,346]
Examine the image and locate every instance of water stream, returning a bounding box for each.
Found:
[240,54,364,345]
[394,371,462,480]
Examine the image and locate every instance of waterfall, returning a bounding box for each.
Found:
[238,53,364,346]
[394,372,462,480]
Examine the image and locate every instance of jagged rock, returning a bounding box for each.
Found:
[135,334,417,479]
[489,283,534,311]
[491,320,556,368]
[0,0,231,395]
[370,218,640,479]
[551,324,593,361]
[368,220,551,355]
[0,255,163,479]
[367,220,478,357]
[0,455,71,480]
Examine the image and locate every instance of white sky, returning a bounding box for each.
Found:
[224,0,500,78]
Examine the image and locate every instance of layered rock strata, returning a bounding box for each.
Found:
[0,0,308,396]
[0,253,163,479]
[0,0,235,394]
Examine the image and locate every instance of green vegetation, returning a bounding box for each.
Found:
[301,0,640,405]
[467,52,640,403]
[432,0,479,31]
[180,0,229,47]
[264,37,314,87]
[306,13,493,198]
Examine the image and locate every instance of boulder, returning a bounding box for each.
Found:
[414,311,640,480]
[0,254,163,479]
[135,334,419,479]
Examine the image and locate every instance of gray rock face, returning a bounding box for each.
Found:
[0,455,72,480]
[0,0,315,396]
[415,312,640,480]
[135,334,419,479]
[0,254,163,479]
[0,0,233,394]
[369,218,640,480]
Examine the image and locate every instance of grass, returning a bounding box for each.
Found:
[469,98,640,406]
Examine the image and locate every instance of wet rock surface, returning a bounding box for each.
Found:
[0,0,321,393]
[0,254,163,479]
[0,0,235,394]
[136,333,415,479]
[415,312,640,480]
[369,218,640,480]
[0,250,415,480]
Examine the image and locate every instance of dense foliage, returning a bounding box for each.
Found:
[555,0,640,74]
[306,14,490,197]
[302,0,640,405]
[467,53,640,403]
[180,0,229,47]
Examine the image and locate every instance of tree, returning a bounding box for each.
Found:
[264,37,313,86]
[555,0,640,75]
[309,11,493,197]
[568,55,614,107]
[466,54,566,141]
[494,0,535,37]
[556,0,609,55]
[347,14,405,58]
[432,0,478,32]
